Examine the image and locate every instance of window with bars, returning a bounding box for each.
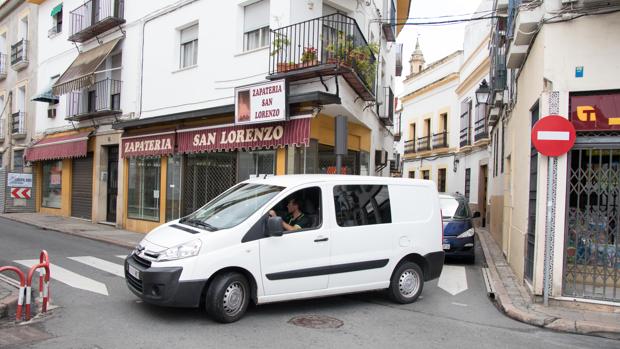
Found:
[243,0,270,51]
[422,170,429,180]
[464,168,471,199]
[408,171,415,179]
[180,24,198,69]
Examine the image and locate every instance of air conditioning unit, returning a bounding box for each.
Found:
[375,149,388,166]
[47,105,57,118]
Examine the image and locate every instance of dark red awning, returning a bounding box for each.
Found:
[177,117,311,154]
[121,131,176,158]
[25,131,90,162]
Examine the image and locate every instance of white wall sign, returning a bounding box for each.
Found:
[8,173,33,188]
[235,80,287,125]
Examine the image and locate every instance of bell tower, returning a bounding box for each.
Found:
[409,36,425,75]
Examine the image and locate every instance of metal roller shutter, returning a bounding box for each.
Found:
[71,154,93,219]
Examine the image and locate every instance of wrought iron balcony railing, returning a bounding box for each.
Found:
[404,139,416,155]
[66,78,122,120]
[417,135,431,152]
[10,40,28,68]
[460,127,471,147]
[474,117,489,142]
[268,13,377,101]
[12,112,25,135]
[69,0,125,43]
[432,131,448,149]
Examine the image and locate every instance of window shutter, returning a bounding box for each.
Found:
[180,24,198,44]
[244,0,270,32]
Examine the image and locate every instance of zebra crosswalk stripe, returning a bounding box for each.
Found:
[14,260,109,296]
[68,256,125,278]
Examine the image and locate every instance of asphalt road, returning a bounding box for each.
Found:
[0,217,618,348]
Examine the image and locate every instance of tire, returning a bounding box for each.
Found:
[205,272,250,323]
[388,262,424,304]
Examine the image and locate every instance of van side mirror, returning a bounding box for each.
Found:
[472,211,481,218]
[266,216,284,237]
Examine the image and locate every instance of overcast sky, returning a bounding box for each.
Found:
[396,0,485,92]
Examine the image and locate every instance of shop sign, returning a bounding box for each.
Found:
[235,80,287,125]
[178,117,311,154]
[121,132,176,158]
[570,92,620,131]
[7,173,32,188]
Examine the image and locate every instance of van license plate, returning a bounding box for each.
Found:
[128,265,140,279]
[442,243,450,250]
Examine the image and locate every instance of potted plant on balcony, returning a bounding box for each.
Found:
[350,42,379,90]
[325,31,354,66]
[300,46,318,67]
[271,36,295,72]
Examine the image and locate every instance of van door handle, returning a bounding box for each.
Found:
[314,236,329,243]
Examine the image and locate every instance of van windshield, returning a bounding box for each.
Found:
[440,197,470,219]
[180,183,283,230]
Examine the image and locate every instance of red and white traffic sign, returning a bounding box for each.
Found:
[11,187,31,199]
[531,115,576,157]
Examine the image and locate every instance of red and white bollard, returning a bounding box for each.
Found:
[0,266,26,321]
[26,250,51,321]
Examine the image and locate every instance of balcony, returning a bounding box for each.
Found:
[382,1,396,42]
[417,135,431,152]
[0,54,6,80]
[68,0,125,43]
[10,40,28,71]
[474,118,489,142]
[404,139,416,155]
[460,127,471,147]
[11,112,26,139]
[432,131,448,149]
[267,13,377,101]
[66,78,122,121]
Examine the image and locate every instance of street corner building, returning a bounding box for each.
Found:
[15,0,408,234]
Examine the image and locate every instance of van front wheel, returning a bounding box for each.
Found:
[388,262,424,304]
[205,272,250,323]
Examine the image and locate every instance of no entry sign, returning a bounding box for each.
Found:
[531,115,576,157]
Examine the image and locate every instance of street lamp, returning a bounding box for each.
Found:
[475,79,490,105]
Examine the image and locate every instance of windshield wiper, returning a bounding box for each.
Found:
[180,218,218,231]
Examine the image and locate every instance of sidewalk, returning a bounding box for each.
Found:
[0,277,18,321]
[0,213,142,249]
[477,227,620,340]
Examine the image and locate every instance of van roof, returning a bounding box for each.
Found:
[244,174,433,187]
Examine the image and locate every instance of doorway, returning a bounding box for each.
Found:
[106,146,119,223]
[479,165,488,227]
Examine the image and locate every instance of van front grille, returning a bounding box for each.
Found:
[126,272,143,293]
[132,254,152,268]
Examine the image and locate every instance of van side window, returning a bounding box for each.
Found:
[269,187,322,231]
[333,185,392,227]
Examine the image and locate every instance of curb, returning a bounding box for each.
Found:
[477,228,620,340]
[0,215,136,249]
[0,293,18,321]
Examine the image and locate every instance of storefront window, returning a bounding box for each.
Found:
[166,155,182,222]
[238,150,275,180]
[128,157,161,221]
[286,140,318,174]
[42,160,62,208]
[317,144,360,175]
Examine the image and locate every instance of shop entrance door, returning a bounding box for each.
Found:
[478,165,488,227]
[564,147,620,302]
[182,152,237,216]
[106,146,119,223]
[71,153,93,220]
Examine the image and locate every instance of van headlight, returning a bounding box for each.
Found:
[157,239,202,262]
[457,228,475,239]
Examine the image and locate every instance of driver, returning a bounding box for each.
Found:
[269,197,310,231]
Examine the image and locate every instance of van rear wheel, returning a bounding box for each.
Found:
[205,272,250,323]
[388,262,423,304]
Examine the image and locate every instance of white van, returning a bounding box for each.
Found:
[125,175,444,323]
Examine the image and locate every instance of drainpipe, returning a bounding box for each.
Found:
[136,0,200,119]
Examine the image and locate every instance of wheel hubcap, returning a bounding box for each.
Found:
[223,281,245,316]
[399,269,419,298]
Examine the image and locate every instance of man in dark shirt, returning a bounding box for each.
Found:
[269,197,310,231]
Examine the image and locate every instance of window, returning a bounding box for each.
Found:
[408,171,415,178]
[128,157,161,221]
[42,160,62,208]
[243,0,269,51]
[166,155,182,222]
[460,99,472,146]
[270,187,322,231]
[13,150,23,170]
[333,185,392,227]
[238,150,275,180]
[494,129,499,177]
[180,24,198,68]
[501,121,505,173]
[464,168,471,199]
[50,3,62,36]
[438,168,446,193]
[422,170,429,180]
